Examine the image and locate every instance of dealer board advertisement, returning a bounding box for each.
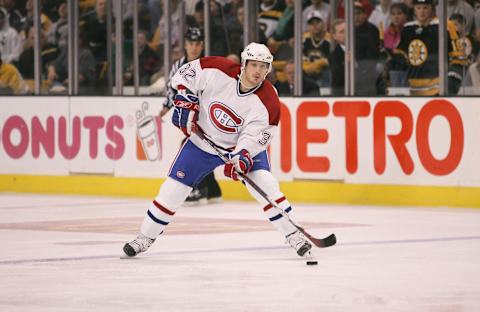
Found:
[0,97,479,186]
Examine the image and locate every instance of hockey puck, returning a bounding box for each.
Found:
[306,261,318,265]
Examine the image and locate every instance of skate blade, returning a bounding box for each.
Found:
[303,251,316,260]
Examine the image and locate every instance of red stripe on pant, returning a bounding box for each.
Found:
[263,196,286,211]
[153,200,175,216]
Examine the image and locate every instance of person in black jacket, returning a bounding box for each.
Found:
[354,1,382,95]
[275,61,320,96]
[329,19,346,96]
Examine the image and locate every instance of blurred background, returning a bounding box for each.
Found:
[1,0,479,97]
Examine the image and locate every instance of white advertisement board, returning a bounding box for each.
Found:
[0,96,479,186]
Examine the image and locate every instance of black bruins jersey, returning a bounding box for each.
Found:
[393,17,465,95]
[302,35,331,79]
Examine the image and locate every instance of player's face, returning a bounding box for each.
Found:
[244,60,269,86]
[185,40,204,61]
[414,4,433,24]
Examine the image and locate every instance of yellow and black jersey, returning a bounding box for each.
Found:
[302,34,331,76]
[393,17,466,95]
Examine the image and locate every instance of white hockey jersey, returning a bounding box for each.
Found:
[170,56,280,157]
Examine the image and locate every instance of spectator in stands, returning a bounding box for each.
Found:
[336,0,373,19]
[16,26,58,80]
[47,31,95,94]
[275,60,320,96]
[147,0,161,36]
[228,5,267,56]
[384,3,408,51]
[0,50,27,94]
[369,0,392,32]
[151,0,181,53]
[81,0,108,64]
[186,0,229,56]
[451,13,478,66]
[392,0,466,95]
[384,2,409,87]
[124,30,160,86]
[0,7,22,64]
[47,0,68,52]
[41,0,65,22]
[0,0,23,33]
[79,0,96,14]
[271,0,294,42]
[302,11,330,89]
[354,1,382,95]
[302,0,330,32]
[448,0,474,35]
[22,0,52,38]
[258,0,285,38]
[329,18,345,96]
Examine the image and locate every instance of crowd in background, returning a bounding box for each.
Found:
[1,0,480,95]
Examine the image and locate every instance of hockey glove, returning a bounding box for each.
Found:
[224,149,253,181]
[172,85,199,136]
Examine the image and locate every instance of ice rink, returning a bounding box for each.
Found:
[0,193,479,312]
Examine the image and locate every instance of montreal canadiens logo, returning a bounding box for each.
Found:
[209,102,244,133]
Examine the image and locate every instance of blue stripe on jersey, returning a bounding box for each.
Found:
[269,206,292,222]
[147,210,169,225]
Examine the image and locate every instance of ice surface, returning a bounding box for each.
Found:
[0,193,479,312]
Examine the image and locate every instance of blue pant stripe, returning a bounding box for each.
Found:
[147,210,169,225]
[269,206,292,222]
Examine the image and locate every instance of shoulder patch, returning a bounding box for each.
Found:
[255,80,281,126]
[199,56,241,79]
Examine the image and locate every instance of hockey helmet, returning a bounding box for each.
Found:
[240,42,273,74]
[185,27,204,42]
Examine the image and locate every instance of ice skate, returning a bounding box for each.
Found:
[286,230,312,257]
[122,234,155,257]
[183,188,207,206]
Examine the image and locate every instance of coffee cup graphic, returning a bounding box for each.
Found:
[136,102,161,161]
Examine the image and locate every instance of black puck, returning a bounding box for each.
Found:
[306,261,318,265]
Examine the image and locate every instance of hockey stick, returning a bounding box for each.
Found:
[193,129,336,248]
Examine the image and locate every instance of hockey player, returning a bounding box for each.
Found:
[123,42,312,258]
[160,27,222,205]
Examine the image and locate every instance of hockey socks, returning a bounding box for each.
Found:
[263,196,297,237]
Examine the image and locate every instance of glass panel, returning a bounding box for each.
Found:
[79,0,110,95]
[264,0,296,96]
[40,1,68,95]
[353,1,385,96]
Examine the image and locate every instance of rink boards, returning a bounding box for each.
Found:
[0,96,479,207]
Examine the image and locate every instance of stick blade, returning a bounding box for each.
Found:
[306,233,337,248]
